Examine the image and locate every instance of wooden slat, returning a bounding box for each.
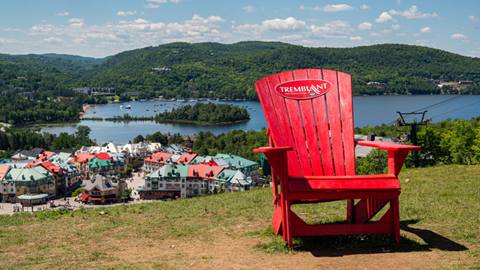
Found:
[288,190,399,201]
[337,71,356,175]
[277,71,313,176]
[264,74,302,175]
[293,69,324,175]
[287,178,401,192]
[292,223,392,237]
[308,69,334,176]
[323,69,346,175]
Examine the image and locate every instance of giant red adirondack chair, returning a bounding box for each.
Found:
[254,68,420,248]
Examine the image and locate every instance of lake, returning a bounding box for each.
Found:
[41,95,480,144]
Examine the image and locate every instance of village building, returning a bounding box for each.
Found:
[176,152,198,165]
[88,157,114,175]
[0,164,15,202]
[50,152,73,163]
[139,164,189,199]
[79,174,126,204]
[144,152,173,171]
[37,151,56,161]
[2,166,56,201]
[54,161,81,193]
[187,164,224,194]
[122,142,162,156]
[73,152,95,173]
[213,169,251,192]
[17,193,49,206]
[11,148,44,161]
[214,154,259,181]
[37,161,65,195]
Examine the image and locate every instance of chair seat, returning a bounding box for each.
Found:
[287,174,400,192]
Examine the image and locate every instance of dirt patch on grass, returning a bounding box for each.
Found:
[104,230,471,270]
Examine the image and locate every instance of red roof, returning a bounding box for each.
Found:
[79,193,89,202]
[0,165,10,180]
[75,152,95,163]
[200,160,218,167]
[38,151,55,161]
[176,153,198,164]
[95,152,111,161]
[188,164,224,180]
[40,161,62,175]
[25,159,42,168]
[145,152,173,164]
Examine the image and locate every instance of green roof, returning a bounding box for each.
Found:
[5,167,52,184]
[88,157,112,169]
[18,194,49,200]
[147,164,188,179]
[50,152,71,163]
[215,169,238,183]
[214,154,257,169]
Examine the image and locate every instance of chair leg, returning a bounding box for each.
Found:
[392,197,400,244]
[272,202,283,235]
[346,199,354,223]
[284,200,293,248]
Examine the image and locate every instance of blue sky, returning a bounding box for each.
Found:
[0,0,479,57]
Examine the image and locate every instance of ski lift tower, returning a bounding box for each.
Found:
[396,111,429,167]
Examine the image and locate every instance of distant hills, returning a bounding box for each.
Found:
[1,42,480,99]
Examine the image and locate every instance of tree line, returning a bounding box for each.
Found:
[0,125,95,158]
[154,103,250,125]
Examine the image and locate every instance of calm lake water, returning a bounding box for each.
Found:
[41,95,480,144]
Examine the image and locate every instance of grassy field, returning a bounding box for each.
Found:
[0,165,479,269]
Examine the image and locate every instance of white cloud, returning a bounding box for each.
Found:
[236,17,305,33]
[242,5,254,13]
[30,24,57,34]
[358,22,372,30]
[322,4,353,12]
[350,36,362,41]
[145,0,180,8]
[310,20,353,37]
[262,17,305,30]
[69,18,85,27]
[0,37,18,45]
[117,10,137,16]
[43,37,63,44]
[299,4,352,12]
[56,11,69,17]
[420,26,431,33]
[451,33,467,40]
[469,15,478,22]
[376,12,393,23]
[360,4,369,10]
[389,5,438,19]
[392,24,400,30]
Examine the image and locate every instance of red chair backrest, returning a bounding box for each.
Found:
[256,68,355,176]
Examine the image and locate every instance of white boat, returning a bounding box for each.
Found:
[125,105,132,109]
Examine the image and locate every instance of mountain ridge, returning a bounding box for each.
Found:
[1,42,479,99]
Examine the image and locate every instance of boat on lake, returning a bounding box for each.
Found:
[125,105,132,109]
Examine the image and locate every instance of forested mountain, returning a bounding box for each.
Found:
[82,42,480,99]
[1,42,480,101]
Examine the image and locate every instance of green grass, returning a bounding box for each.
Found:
[0,165,479,269]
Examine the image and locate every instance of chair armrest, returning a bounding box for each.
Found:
[253,146,293,154]
[357,141,420,151]
[357,141,420,176]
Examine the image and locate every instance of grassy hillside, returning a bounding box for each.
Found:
[0,165,478,269]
